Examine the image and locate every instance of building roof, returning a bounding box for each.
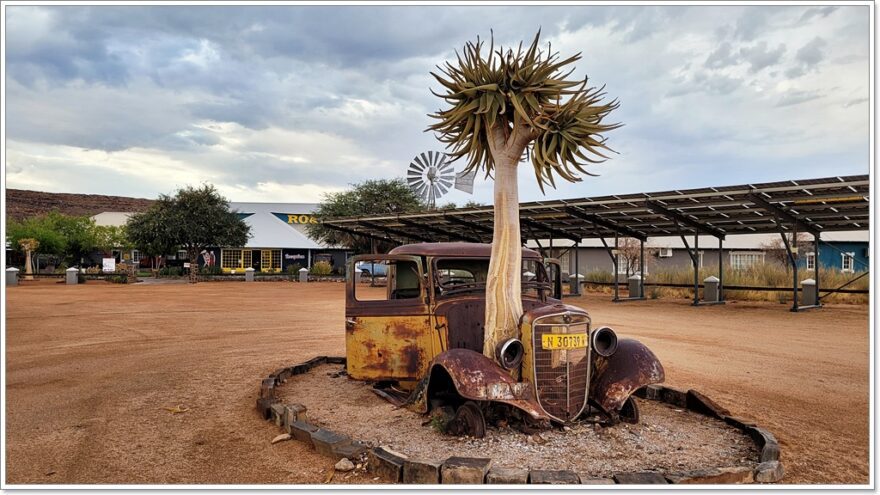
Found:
[92,211,134,227]
[93,202,340,250]
[323,175,869,245]
[527,231,869,250]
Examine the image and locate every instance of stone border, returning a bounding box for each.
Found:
[257,357,784,485]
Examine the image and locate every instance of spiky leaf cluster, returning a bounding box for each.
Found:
[428,31,621,192]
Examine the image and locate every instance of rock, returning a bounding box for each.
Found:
[283,404,307,430]
[580,477,615,484]
[335,458,355,472]
[403,458,442,484]
[666,466,754,484]
[333,441,367,461]
[367,447,407,482]
[270,433,291,444]
[310,428,351,457]
[270,403,286,427]
[441,457,491,484]
[529,470,580,484]
[486,467,529,484]
[754,461,785,483]
[289,420,319,445]
[686,390,730,419]
[614,472,669,484]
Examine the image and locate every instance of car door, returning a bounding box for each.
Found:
[345,254,434,382]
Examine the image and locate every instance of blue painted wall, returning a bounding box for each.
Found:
[796,241,869,272]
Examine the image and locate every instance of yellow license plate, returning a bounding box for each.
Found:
[541,333,588,350]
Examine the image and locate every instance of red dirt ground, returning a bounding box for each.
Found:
[4,280,869,485]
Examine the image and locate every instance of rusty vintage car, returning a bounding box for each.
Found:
[345,242,664,437]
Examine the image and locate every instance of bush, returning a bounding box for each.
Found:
[202,265,222,276]
[309,261,333,276]
[107,274,128,284]
[159,266,183,277]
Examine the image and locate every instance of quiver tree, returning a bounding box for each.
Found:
[428,31,621,360]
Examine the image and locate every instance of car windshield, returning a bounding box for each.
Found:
[434,257,551,296]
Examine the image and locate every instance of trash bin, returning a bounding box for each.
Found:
[801,278,818,306]
[66,267,79,285]
[703,275,720,302]
[6,267,19,286]
[299,267,309,283]
[245,267,255,282]
[569,273,584,295]
[628,274,643,298]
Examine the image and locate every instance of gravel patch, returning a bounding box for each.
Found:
[280,364,759,477]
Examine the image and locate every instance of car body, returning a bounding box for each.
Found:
[345,242,664,435]
[354,260,388,277]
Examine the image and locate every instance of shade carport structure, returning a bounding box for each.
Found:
[323,175,869,312]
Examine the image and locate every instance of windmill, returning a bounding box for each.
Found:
[407,151,456,208]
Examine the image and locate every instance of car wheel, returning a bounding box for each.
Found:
[618,396,640,424]
[447,401,486,438]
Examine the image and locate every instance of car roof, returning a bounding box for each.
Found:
[388,242,543,259]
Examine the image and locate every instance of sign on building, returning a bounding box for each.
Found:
[102,258,116,273]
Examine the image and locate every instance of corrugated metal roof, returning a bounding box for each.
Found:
[324,174,870,245]
[93,203,338,250]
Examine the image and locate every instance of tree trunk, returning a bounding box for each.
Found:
[483,156,523,359]
[188,248,199,284]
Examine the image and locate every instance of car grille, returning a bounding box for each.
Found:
[532,316,590,422]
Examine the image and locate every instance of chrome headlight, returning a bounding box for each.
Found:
[590,326,618,357]
[495,338,525,370]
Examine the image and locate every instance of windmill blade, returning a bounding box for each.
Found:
[438,177,454,188]
[437,182,450,195]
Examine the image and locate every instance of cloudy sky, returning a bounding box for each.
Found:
[3,4,871,205]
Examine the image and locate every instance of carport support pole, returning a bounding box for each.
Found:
[574,241,581,296]
[614,233,619,301]
[639,238,645,297]
[692,234,700,306]
[814,231,820,302]
[718,237,725,302]
[779,230,799,312]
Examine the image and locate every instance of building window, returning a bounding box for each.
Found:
[131,250,141,263]
[221,249,252,271]
[730,252,764,270]
[178,250,188,260]
[805,252,815,271]
[615,254,646,275]
[841,252,855,273]
[258,249,282,272]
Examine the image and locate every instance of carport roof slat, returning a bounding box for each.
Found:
[323,174,869,242]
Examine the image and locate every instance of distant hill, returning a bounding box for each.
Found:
[6,189,155,221]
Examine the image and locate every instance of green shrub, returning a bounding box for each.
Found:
[309,260,333,276]
[159,266,183,277]
[202,265,222,276]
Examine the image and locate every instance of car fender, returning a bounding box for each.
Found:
[404,348,551,421]
[589,338,665,413]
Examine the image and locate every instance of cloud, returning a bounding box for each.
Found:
[705,41,738,69]
[739,41,786,73]
[785,37,827,78]
[3,5,870,205]
[776,90,824,107]
[799,6,837,22]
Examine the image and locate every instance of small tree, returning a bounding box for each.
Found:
[761,233,812,272]
[429,31,620,359]
[306,179,426,253]
[126,206,177,275]
[138,185,250,283]
[7,212,99,268]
